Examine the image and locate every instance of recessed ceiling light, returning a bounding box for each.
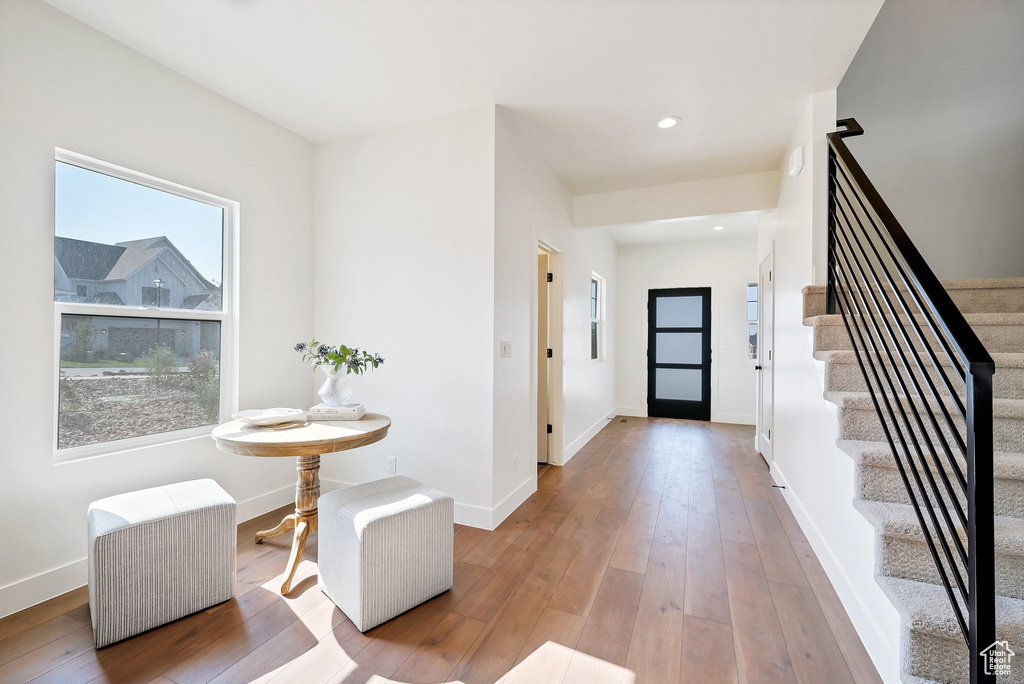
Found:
[657,116,681,129]
[713,225,725,231]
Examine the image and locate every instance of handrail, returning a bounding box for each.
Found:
[826,118,995,684]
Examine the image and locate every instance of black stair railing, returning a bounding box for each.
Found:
[826,118,995,684]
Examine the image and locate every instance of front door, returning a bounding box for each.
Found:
[647,287,712,420]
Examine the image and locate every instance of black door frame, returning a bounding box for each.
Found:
[647,287,712,420]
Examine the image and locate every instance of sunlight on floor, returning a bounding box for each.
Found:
[385,641,636,684]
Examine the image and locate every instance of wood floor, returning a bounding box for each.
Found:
[0,417,883,684]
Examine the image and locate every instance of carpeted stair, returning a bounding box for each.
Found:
[802,278,1024,684]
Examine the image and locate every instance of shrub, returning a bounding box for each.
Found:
[68,320,96,363]
[143,345,177,386]
[58,376,79,411]
[188,351,220,422]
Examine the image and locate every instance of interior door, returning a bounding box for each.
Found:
[757,252,774,463]
[537,250,550,464]
[647,287,712,420]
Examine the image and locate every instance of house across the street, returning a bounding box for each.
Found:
[55,235,221,363]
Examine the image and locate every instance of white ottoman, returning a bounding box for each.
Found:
[318,476,453,632]
[88,479,236,648]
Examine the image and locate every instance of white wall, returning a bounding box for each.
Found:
[573,170,779,230]
[0,0,315,617]
[493,108,618,513]
[838,0,1024,280]
[615,237,757,424]
[313,107,619,528]
[758,91,902,683]
[313,107,497,528]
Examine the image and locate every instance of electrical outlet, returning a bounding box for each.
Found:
[513,454,519,473]
[500,341,512,358]
[387,456,397,474]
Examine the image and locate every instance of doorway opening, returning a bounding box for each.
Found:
[537,242,563,465]
[647,287,712,420]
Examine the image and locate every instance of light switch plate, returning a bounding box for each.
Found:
[500,341,512,358]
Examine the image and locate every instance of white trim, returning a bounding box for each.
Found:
[590,271,606,362]
[771,462,900,684]
[756,244,775,463]
[0,558,87,622]
[712,412,756,425]
[54,302,226,321]
[320,478,534,531]
[235,484,296,522]
[564,409,617,464]
[616,406,648,418]
[616,406,753,425]
[488,477,535,529]
[55,148,235,208]
[52,148,239,462]
[538,240,565,467]
[0,481,292,620]
[54,426,215,465]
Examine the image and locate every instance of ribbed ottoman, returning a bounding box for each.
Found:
[318,476,453,632]
[87,479,237,648]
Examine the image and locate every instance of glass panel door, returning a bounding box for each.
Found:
[647,287,711,420]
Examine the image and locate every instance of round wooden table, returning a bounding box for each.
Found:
[211,414,391,594]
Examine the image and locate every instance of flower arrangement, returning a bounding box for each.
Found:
[295,339,384,375]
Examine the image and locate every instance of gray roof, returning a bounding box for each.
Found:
[54,237,125,280]
[181,294,212,309]
[54,235,214,289]
[105,237,171,280]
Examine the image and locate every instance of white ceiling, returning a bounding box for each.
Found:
[43,0,882,195]
[604,211,760,246]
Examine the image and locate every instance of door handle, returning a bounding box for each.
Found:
[755,365,763,371]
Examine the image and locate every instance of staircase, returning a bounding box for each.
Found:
[803,279,1024,683]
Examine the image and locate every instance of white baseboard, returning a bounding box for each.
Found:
[487,477,535,530]
[616,406,647,418]
[0,557,88,622]
[236,484,296,522]
[0,473,537,619]
[0,482,305,621]
[320,477,535,531]
[772,463,900,684]
[712,412,755,425]
[563,409,617,465]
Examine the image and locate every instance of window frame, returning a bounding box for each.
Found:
[52,148,238,463]
[590,272,606,362]
[747,282,758,359]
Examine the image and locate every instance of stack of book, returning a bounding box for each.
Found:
[308,402,366,421]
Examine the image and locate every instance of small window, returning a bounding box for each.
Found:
[141,285,171,307]
[747,283,758,359]
[54,150,234,459]
[591,273,605,361]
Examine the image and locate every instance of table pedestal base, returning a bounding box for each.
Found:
[254,453,320,594]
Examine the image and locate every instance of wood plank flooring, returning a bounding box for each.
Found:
[0,417,882,684]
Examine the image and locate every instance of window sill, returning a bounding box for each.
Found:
[54,424,216,465]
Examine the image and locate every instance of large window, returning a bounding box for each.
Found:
[591,273,605,361]
[53,150,235,459]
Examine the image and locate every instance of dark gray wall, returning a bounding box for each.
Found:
[838,0,1024,280]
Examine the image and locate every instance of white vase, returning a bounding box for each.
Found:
[317,365,353,406]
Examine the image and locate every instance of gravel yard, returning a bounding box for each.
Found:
[58,374,217,450]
